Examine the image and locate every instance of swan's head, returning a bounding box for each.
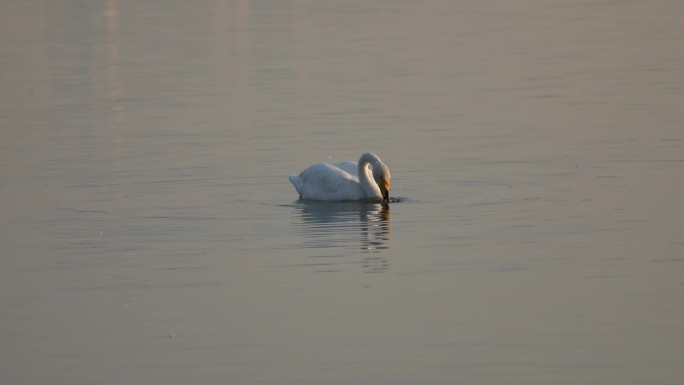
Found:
[375,165,391,201]
[360,152,391,201]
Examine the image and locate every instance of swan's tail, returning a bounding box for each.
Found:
[289,175,303,198]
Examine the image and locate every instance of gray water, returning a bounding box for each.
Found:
[2,1,684,384]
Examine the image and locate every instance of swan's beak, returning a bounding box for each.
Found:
[380,180,390,201]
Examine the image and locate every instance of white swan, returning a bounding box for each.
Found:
[289,152,391,202]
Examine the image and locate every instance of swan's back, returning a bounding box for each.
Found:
[290,163,365,201]
[334,161,358,177]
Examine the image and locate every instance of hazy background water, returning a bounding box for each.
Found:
[2,1,684,384]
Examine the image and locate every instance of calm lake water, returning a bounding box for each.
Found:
[2,1,684,384]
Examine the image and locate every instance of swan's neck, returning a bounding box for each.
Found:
[357,153,382,200]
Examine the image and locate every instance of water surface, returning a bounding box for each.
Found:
[2,1,684,384]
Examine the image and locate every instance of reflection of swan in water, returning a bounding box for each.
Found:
[292,201,391,272]
[289,153,390,202]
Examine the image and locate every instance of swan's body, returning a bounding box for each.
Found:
[290,153,391,202]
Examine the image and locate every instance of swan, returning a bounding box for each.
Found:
[289,152,391,202]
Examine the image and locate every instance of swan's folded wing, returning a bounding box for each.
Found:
[334,161,358,177]
[294,163,364,201]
